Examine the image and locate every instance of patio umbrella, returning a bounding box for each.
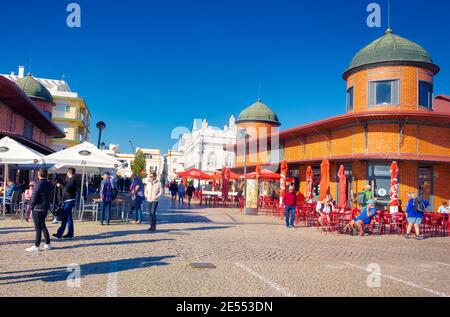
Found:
[280,160,288,206]
[389,161,399,213]
[0,137,44,216]
[42,142,122,215]
[242,169,294,182]
[305,166,313,203]
[318,158,330,201]
[337,165,347,208]
[176,168,212,180]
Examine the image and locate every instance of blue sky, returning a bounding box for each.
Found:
[1,0,449,153]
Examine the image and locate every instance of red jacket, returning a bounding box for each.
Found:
[284,191,297,206]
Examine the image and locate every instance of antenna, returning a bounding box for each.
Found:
[388,0,391,30]
[257,81,262,101]
[28,57,32,75]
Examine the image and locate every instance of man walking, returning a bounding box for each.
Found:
[130,174,145,224]
[283,185,297,228]
[100,172,114,225]
[145,172,163,232]
[54,168,78,239]
[405,192,429,240]
[26,168,53,252]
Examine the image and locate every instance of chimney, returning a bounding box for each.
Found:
[18,66,25,78]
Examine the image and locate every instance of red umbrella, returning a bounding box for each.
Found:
[177,168,212,180]
[280,160,288,206]
[389,161,399,213]
[306,166,313,203]
[337,165,347,208]
[318,158,330,201]
[242,170,294,182]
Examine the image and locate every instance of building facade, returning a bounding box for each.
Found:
[232,29,450,210]
[3,66,91,151]
[177,117,237,173]
[0,75,65,182]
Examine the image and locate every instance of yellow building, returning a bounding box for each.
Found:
[51,93,91,151]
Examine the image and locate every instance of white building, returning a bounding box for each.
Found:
[161,150,185,183]
[102,144,161,181]
[177,116,237,173]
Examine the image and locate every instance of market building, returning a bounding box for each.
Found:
[232,29,450,211]
[2,66,91,151]
[0,75,65,182]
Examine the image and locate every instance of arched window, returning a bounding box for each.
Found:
[207,152,217,168]
[226,154,234,167]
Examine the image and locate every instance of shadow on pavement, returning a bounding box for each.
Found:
[56,238,175,250]
[0,255,175,285]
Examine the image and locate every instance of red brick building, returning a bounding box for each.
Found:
[0,75,65,181]
[233,29,450,210]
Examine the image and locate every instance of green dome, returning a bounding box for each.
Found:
[16,74,53,103]
[343,29,439,79]
[237,99,280,126]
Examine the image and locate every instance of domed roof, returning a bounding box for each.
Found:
[16,74,54,103]
[237,99,281,126]
[343,29,439,79]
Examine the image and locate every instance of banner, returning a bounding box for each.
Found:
[245,179,259,209]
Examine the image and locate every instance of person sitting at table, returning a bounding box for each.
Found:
[0,179,17,213]
[438,201,449,215]
[270,190,278,202]
[316,195,334,231]
[24,181,36,222]
[347,200,377,237]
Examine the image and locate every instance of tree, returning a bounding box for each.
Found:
[131,150,146,179]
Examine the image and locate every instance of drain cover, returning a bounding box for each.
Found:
[189,263,216,269]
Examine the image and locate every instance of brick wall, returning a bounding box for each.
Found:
[346,66,434,113]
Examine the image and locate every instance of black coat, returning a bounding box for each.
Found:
[30,180,53,211]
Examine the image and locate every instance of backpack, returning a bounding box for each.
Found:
[414,198,426,214]
[357,191,368,205]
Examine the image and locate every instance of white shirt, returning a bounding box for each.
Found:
[438,206,449,214]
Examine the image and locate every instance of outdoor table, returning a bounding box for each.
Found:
[91,198,126,222]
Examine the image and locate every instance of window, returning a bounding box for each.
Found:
[23,120,33,139]
[65,105,71,113]
[368,80,399,106]
[418,166,433,210]
[226,154,234,167]
[207,153,217,168]
[347,87,354,111]
[419,81,433,109]
[367,163,392,204]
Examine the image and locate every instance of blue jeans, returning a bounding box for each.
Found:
[148,201,159,229]
[57,200,75,237]
[285,205,296,227]
[135,196,144,223]
[100,201,112,224]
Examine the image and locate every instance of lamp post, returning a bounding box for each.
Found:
[240,129,251,215]
[96,121,106,149]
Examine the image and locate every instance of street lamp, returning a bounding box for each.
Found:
[96,121,106,149]
[239,129,251,215]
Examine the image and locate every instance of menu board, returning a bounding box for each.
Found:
[245,179,259,209]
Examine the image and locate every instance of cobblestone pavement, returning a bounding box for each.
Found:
[1,196,449,297]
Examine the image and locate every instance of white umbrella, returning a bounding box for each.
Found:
[42,142,122,216]
[0,137,44,216]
